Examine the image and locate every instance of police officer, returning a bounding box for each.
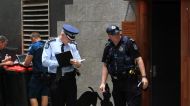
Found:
[0,35,14,66]
[0,35,14,106]
[42,24,81,106]
[23,32,49,106]
[99,25,148,106]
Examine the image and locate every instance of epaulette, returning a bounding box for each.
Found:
[48,37,56,41]
[44,38,56,49]
[122,35,134,42]
[70,41,77,45]
[46,38,56,44]
[129,38,135,42]
[105,39,111,47]
[122,36,135,44]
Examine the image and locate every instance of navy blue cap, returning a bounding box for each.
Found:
[106,25,121,35]
[63,24,79,40]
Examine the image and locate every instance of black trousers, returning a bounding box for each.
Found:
[0,71,5,106]
[112,78,142,106]
[50,74,77,106]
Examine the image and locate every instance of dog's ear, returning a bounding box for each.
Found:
[105,83,110,92]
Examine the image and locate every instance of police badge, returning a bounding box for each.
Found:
[119,46,124,52]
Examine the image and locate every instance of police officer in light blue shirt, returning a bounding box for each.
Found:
[42,24,82,106]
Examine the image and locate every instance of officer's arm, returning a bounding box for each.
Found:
[0,61,13,66]
[128,38,146,77]
[135,57,149,89]
[42,42,59,67]
[100,63,108,92]
[0,63,4,66]
[101,63,108,85]
[135,57,146,77]
[23,44,34,66]
[23,55,33,67]
[69,43,81,68]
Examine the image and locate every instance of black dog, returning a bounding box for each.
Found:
[77,84,113,106]
[77,87,101,106]
[100,83,113,106]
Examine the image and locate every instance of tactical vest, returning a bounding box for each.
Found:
[105,36,135,76]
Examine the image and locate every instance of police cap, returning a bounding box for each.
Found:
[63,24,79,40]
[106,25,121,35]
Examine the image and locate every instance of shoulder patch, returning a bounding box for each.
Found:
[70,41,78,50]
[133,43,138,50]
[128,38,138,50]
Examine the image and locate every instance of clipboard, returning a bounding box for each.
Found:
[55,51,73,67]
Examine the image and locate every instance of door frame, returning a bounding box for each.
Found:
[136,0,150,106]
[181,0,190,106]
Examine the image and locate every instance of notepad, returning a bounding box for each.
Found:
[55,51,73,67]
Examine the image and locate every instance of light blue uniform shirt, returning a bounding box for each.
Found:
[42,37,81,76]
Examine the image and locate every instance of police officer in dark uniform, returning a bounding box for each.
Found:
[99,25,148,106]
[0,35,14,106]
[42,24,82,106]
[23,32,49,106]
[0,35,14,66]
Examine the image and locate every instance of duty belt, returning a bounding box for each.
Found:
[111,69,137,80]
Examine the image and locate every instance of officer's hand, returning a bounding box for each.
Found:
[141,77,148,90]
[4,61,14,66]
[2,54,12,62]
[70,59,81,68]
[99,83,106,93]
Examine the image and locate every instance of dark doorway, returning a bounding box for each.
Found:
[150,1,180,106]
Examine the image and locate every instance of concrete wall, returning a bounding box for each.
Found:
[0,0,21,53]
[56,0,136,105]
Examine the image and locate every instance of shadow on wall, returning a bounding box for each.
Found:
[49,0,73,37]
[77,84,113,106]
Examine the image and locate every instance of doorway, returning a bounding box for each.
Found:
[150,1,180,106]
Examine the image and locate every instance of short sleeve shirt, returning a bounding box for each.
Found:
[102,36,140,64]
[28,41,46,71]
[42,38,81,75]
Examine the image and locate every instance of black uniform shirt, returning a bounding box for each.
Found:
[0,48,16,71]
[0,48,16,63]
[101,36,141,64]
